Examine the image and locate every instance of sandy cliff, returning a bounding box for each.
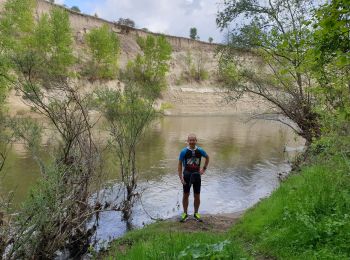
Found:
[1,0,264,116]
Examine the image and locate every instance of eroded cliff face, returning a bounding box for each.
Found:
[1,0,263,116]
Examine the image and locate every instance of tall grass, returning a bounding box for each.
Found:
[232,146,350,259]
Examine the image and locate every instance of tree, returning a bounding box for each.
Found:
[208,37,213,43]
[124,35,172,99]
[85,24,120,80]
[0,4,101,258]
[71,6,81,12]
[190,27,198,40]
[217,0,320,144]
[96,84,157,221]
[310,0,350,115]
[30,8,75,83]
[117,18,136,28]
[181,50,209,82]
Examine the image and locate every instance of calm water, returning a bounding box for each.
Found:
[0,115,303,247]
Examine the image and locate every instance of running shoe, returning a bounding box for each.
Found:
[194,213,203,222]
[180,213,188,222]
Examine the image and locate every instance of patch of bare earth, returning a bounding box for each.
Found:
[166,212,244,233]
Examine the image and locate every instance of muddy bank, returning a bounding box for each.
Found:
[166,211,244,233]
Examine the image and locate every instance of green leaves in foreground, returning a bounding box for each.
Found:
[178,240,232,259]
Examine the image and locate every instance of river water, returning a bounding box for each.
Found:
[0,115,304,248]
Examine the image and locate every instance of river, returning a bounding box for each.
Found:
[0,115,304,248]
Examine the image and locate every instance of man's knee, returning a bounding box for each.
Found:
[183,192,190,198]
[194,193,200,199]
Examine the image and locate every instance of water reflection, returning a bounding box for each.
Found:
[91,115,303,246]
[0,116,303,245]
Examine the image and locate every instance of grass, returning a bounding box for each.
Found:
[104,221,250,259]
[104,137,350,259]
[232,153,350,259]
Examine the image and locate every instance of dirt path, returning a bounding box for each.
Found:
[165,211,244,233]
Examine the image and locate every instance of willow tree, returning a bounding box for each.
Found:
[96,84,157,221]
[85,24,120,80]
[217,0,320,144]
[124,35,172,99]
[0,3,101,258]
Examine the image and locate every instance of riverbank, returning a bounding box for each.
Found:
[102,135,350,259]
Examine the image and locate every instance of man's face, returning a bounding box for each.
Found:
[187,136,197,148]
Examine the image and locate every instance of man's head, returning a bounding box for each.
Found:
[187,134,197,149]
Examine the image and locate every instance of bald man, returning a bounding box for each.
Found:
[178,134,209,222]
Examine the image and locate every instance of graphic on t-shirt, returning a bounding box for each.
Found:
[179,146,207,173]
[186,157,200,171]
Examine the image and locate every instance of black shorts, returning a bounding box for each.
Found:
[183,171,201,194]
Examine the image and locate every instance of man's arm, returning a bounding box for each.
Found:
[178,160,185,185]
[200,155,209,175]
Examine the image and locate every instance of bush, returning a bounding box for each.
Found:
[122,35,172,99]
[85,25,120,80]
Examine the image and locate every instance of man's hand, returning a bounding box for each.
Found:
[180,177,186,185]
[200,168,206,175]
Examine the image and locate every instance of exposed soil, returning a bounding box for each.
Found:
[166,211,244,233]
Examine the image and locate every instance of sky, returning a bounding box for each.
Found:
[55,0,226,43]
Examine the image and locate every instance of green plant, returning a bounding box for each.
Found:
[85,24,120,80]
[178,240,231,259]
[123,35,172,99]
[181,50,209,82]
[96,84,157,221]
[217,0,321,145]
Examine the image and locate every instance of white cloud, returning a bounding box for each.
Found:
[55,0,65,4]
[91,0,223,43]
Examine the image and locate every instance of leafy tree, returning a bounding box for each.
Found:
[190,27,198,40]
[85,24,120,80]
[124,35,172,99]
[0,0,36,104]
[0,3,101,257]
[181,50,209,82]
[96,84,156,221]
[208,37,213,43]
[71,6,81,12]
[217,0,320,144]
[310,0,350,116]
[117,18,136,28]
[30,8,75,82]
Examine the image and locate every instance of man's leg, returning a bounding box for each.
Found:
[183,192,190,213]
[193,173,201,213]
[194,193,200,213]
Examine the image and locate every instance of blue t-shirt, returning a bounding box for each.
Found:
[179,146,208,173]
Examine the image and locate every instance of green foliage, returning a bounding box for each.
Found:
[308,0,350,120]
[105,222,249,259]
[85,25,120,80]
[71,6,81,12]
[217,0,321,144]
[190,27,198,40]
[30,8,75,80]
[123,35,172,99]
[0,0,36,106]
[96,84,157,219]
[117,18,136,28]
[181,50,209,83]
[0,0,36,51]
[232,135,350,259]
[178,240,231,259]
[208,37,213,43]
[9,162,80,258]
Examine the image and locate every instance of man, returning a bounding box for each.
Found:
[178,134,209,222]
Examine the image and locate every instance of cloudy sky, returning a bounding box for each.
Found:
[55,0,226,43]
